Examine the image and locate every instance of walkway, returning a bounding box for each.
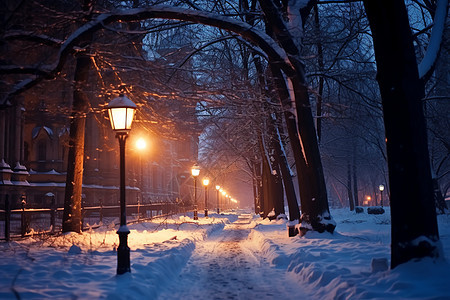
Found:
[157,213,306,299]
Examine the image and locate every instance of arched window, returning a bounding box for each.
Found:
[37,140,46,161]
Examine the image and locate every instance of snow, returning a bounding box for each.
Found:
[286,0,308,48]
[29,169,61,175]
[0,159,11,169]
[417,0,449,78]
[31,126,53,139]
[1,208,450,299]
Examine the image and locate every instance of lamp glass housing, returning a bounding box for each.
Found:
[107,95,137,133]
[191,166,200,177]
[108,107,135,131]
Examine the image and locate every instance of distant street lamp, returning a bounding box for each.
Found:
[203,178,210,217]
[107,94,136,275]
[191,165,200,220]
[215,185,220,214]
[379,184,385,207]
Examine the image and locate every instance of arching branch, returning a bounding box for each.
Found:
[2,5,296,102]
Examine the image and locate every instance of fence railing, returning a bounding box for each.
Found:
[0,199,188,241]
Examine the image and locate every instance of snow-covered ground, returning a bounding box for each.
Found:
[1,207,449,299]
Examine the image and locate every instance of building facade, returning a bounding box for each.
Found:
[0,91,199,210]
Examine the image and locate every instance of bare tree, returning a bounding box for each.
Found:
[363,0,442,268]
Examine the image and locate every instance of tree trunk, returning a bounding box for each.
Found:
[62,0,93,233]
[270,114,300,221]
[347,162,354,211]
[252,165,259,215]
[260,130,284,219]
[313,4,325,143]
[363,0,441,269]
[260,0,334,234]
[256,161,264,216]
[270,161,285,218]
[62,54,91,233]
[268,64,311,210]
[261,151,272,218]
[252,161,262,215]
[352,161,359,207]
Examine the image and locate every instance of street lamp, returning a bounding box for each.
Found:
[107,94,136,275]
[215,185,220,214]
[136,137,146,150]
[379,184,385,207]
[202,178,210,217]
[191,165,200,220]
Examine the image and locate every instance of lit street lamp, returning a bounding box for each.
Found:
[107,94,136,275]
[203,178,210,217]
[136,137,146,150]
[215,185,220,214]
[191,165,200,220]
[379,184,385,207]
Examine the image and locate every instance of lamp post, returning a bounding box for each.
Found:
[215,185,220,214]
[107,94,136,275]
[191,165,200,220]
[203,178,210,217]
[221,190,226,210]
[379,184,385,207]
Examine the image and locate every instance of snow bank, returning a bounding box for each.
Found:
[1,209,450,299]
[248,208,450,299]
[0,214,228,299]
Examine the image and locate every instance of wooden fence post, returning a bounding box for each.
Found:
[99,199,103,223]
[50,195,56,233]
[21,196,27,237]
[137,198,140,222]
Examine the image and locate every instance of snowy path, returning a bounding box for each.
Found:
[156,213,306,300]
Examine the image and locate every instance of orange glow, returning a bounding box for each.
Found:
[136,138,147,150]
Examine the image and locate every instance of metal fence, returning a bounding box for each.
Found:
[0,200,187,241]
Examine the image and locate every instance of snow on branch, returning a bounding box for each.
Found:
[418,0,448,79]
[4,30,64,47]
[286,0,310,49]
[3,5,294,102]
[103,6,292,67]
